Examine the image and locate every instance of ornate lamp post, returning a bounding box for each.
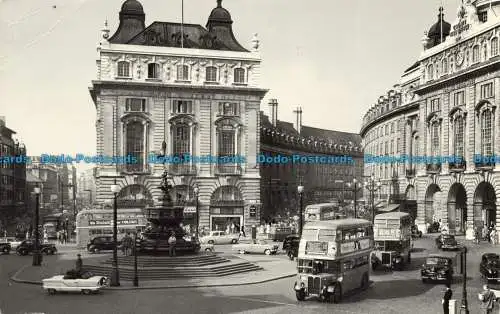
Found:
[32,187,42,266]
[364,174,381,223]
[460,246,469,313]
[347,178,361,218]
[297,184,304,236]
[133,231,139,287]
[193,186,200,236]
[110,181,120,287]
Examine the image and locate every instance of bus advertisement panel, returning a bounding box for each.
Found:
[294,219,373,303]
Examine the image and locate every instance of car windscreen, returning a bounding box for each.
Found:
[426,257,448,265]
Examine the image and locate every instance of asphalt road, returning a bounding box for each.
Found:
[0,235,497,314]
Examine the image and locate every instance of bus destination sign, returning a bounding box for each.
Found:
[305,241,328,255]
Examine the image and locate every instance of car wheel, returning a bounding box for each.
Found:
[264,249,271,255]
[295,290,305,301]
[93,247,100,254]
[44,250,52,255]
[333,283,342,303]
[231,239,238,244]
[20,249,28,256]
[82,289,92,295]
[2,247,10,254]
[205,248,212,252]
[208,240,215,244]
[47,288,56,295]
[238,250,245,254]
[288,251,294,261]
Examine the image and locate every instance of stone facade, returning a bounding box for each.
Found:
[361,2,500,238]
[89,1,267,231]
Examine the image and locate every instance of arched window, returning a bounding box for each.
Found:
[472,45,480,63]
[176,64,190,81]
[117,61,130,77]
[442,58,448,75]
[172,124,190,161]
[428,64,434,80]
[126,121,144,172]
[205,66,218,82]
[233,68,246,84]
[480,110,493,156]
[430,122,440,157]
[453,116,465,159]
[491,37,499,56]
[147,63,160,79]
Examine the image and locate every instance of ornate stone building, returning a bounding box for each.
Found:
[361,1,500,238]
[260,100,363,220]
[89,0,267,232]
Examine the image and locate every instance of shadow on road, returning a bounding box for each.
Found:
[341,279,435,303]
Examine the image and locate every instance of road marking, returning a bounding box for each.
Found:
[225,296,296,306]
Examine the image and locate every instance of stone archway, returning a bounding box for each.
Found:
[425,184,442,225]
[447,183,467,234]
[117,184,154,208]
[473,182,497,229]
[405,185,417,221]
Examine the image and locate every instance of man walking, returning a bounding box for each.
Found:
[168,231,176,257]
[480,284,496,314]
[442,283,452,314]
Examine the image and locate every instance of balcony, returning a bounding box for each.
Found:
[475,159,495,171]
[168,164,197,176]
[405,168,416,178]
[117,163,151,174]
[426,163,442,174]
[448,160,466,172]
[214,164,242,176]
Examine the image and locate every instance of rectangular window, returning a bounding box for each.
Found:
[480,83,494,99]
[453,91,465,107]
[172,100,193,114]
[430,99,440,112]
[147,63,160,79]
[233,68,246,84]
[479,11,488,23]
[218,102,238,116]
[125,99,146,112]
[390,122,394,133]
[218,130,235,157]
[390,140,394,154]
[205,66,218,82]
[117,61,130,77]
[176,64,190,81]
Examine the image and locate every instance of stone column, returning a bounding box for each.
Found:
[417,200,427,234]
[447,201,456,234]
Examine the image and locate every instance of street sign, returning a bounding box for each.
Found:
[249,205,257,217]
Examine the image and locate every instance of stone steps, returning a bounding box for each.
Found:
[104,254,230,267]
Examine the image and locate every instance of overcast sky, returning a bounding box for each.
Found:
[0,0,462,169]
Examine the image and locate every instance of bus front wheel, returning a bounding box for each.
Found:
[295,290,305,301]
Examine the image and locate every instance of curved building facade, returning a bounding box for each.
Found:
[361,1,500,239]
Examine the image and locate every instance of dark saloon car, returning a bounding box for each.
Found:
[480,253,500,282]
[282,234,300,260]
[435,234,460,250]
[421,254,453,283]
[87,236,120,253]
[16,240,57,255]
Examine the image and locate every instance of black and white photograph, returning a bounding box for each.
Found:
[0,0,499,313]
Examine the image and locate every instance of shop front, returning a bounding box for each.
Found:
[209,185,244,233]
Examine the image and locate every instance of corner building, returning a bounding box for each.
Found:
[89,0,267,232]
[361,1,500,239]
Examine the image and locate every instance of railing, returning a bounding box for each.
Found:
[475,159,495,171]
[426,163,441,174]
[210,200,244,207]
[168,164,197,176]
[405,168,415,178]
[448,160,466,172]
[117,163,151,174]
[214,164,242,175]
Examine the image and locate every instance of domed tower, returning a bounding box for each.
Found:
[109,0,146,44]
[206,0,247,51]
[426,7,451,48]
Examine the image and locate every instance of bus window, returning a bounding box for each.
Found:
[318,229,336,242]
[323,260,341,274]
[298,259,313,273]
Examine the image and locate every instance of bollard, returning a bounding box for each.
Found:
[449,299,457,314]
[251,225,257,240]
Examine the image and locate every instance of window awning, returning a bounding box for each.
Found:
[378,203,400,213]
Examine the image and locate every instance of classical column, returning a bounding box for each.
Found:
[465,199,475,240]
[143,121,148,170]
[189,123,194,169]
[416,200,427,233]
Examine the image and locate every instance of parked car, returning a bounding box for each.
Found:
[8,238,23,250]
[282,234,300,260]
[411,225,422,238]
[42,270,109,295]
[87,236,120,254]
[480,253,500,282]
[199,231,239,245]
[0,241,11,254]
[232,239,279,255]
[435,234,460,250]
[421,254,453,283]
[16,240,57,255]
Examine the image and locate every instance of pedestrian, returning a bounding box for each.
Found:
[479,284,496,313]
[484,224,490,242]
[168,231,176,257]
[442,283,452,314]
[241,225,246,238]
[491,229,498,245]
[75,254,83,275]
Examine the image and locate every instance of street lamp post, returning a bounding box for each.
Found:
[193,186,200,236]
[110,181,120,287]
[347,179,360,218]
[460,246,469,313]
[133,232,139,287]
[32,187,42,266]
[297,184,304,236]
[364,174,381,223]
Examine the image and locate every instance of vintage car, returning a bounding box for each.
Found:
[411,225,423,238]
[200,231,239,245]
[283,234,300,260]
[232,239,279,255]
[435,234,460,250]
[87,236,121,254]
[16,240,57,255]
[0,241,11,254]
[42,270,109,295]
[480,253,500,282]
[421,254,453,283]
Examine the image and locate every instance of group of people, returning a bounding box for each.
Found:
[443,284,498,314]
[474,222,498,245]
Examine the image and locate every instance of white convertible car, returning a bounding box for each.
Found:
[42,271,109,295]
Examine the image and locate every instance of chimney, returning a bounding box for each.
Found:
[293,106,303,134]
[0,116,5,127]
[268,99,278,127]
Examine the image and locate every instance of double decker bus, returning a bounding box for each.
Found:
[294,219,374,303]
[371,212,412,270]
[304,202,344,222]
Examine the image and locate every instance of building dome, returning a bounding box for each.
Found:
[208,0,232,23]
[120,0,144,14]
[427,7,451,48]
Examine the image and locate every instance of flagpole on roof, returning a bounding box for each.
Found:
[181,0,184,48]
